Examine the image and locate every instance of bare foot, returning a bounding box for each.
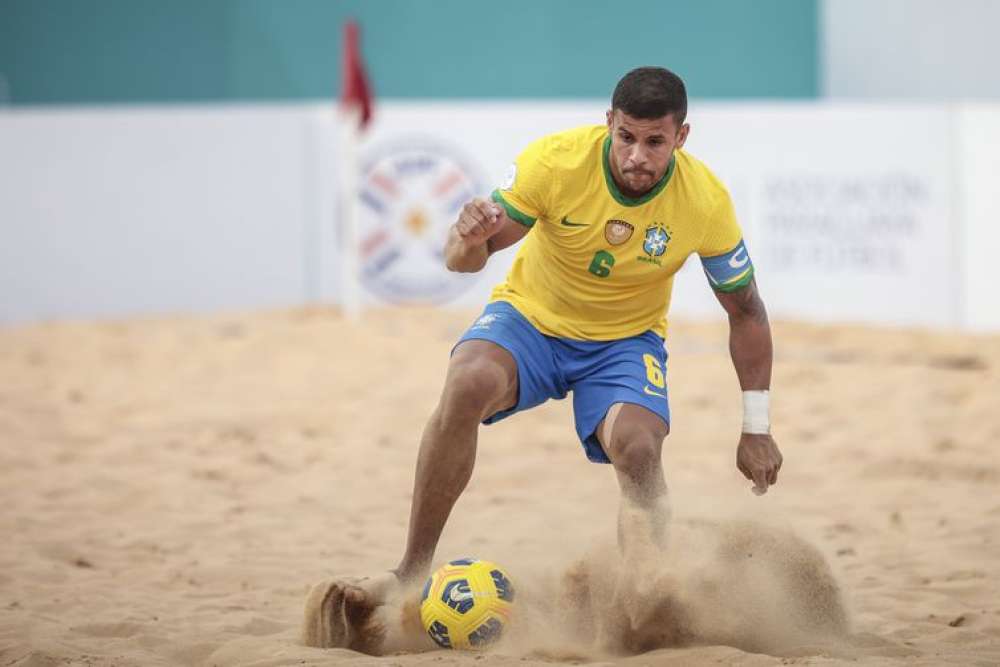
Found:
[596,561,687,654]
[616,571,690,653]
[302,572,398,654]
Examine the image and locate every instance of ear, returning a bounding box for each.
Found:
[675,123,690,150]
[606,109,614,131]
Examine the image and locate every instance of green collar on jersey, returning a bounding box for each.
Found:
[602,134,675,207]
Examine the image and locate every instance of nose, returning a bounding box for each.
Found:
[626,144,647,168]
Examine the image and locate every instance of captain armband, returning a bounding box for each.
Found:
[701,238,755,293]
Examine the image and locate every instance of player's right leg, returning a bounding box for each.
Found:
[394,300,563,583]
[304,301,560,653]
[303,338,520,653]
[393,339,519,583]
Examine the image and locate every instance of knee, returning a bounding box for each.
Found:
[609,422,668,475]
[439,358,513,422]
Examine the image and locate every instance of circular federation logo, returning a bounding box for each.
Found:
[604,219,634,246]
[357,138,487,303]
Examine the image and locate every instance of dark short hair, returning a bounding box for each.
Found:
[612,67,687,124]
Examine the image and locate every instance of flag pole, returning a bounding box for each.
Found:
[339,104,361,322]
[338,20,372,322]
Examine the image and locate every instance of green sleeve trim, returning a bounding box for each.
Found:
[491,190,536,228]
[711,267,755,293]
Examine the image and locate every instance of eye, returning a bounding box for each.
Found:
[619,130,634,143]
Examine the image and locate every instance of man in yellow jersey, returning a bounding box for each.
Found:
[304,67,782,653]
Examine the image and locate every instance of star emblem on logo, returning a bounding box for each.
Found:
[643,226,671,257]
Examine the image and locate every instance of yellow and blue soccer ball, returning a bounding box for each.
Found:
[419,558,515,650]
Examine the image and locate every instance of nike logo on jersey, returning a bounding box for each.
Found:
[643,385,666,398]
[561,217,589,227]
[728,248,749,269]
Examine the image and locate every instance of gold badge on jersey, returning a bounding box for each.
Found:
[604,219,634,246]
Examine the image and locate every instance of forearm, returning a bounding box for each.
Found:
[730,317,772,389]
[443,227,489,273]
[727,283,782,491]
[726,286,772,390]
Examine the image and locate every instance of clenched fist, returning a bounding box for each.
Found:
[455,199,505,246]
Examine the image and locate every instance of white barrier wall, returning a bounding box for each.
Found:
[957,106,1000,331]
[1,102,996,330]
[0,106,314,321]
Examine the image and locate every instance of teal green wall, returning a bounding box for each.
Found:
[0,0,818,105]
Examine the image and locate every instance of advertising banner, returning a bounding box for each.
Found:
[0,102,983,329]
[346,103,959,328]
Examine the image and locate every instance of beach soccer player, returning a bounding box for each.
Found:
[304,66,783,653]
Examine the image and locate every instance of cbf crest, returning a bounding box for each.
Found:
[643,225,671,257]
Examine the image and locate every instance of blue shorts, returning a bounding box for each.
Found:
[455,301,670,464]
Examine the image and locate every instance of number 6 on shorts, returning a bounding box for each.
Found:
[643,353,665,388]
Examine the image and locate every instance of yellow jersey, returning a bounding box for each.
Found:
[490,124,751,341]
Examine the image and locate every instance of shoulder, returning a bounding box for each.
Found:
[678,149,744,254]
[520,125,605,170]
[673,149,732,208]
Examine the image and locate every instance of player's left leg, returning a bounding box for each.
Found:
[598,404,671,562]
[593,405,677,652]
[562,332,673,651]
[563,331,672,559]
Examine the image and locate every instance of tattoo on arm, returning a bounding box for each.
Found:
[722,279,769,325]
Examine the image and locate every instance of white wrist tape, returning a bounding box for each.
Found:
[742,390,770,434]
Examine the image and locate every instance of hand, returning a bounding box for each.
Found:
[736,433,782,495]
[454,199,505,247]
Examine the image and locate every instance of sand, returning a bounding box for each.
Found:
[1,306,998,666]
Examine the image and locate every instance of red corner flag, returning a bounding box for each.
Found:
[341,21,372,129]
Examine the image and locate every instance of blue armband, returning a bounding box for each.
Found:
[701,239,755,292]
